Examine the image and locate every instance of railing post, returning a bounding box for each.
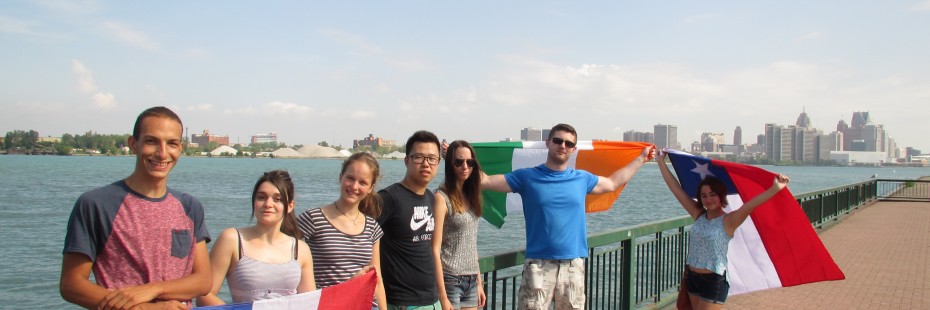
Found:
[621,238,634,310]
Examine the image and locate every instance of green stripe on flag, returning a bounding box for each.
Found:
[472,141,523,228]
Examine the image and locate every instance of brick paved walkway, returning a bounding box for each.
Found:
[721,200,930,309]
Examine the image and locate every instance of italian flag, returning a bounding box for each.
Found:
[473,140,653,228]
[194,270,377,310]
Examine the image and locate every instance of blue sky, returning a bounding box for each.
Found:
[3,1,929,152]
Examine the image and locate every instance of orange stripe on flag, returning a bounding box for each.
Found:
[576,141,652,213]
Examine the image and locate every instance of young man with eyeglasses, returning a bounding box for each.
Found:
[377,130,443,309]
[481,123,654,310]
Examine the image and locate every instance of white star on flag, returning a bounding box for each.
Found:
[690,160,715,180]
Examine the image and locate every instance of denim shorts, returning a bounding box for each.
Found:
[444,274,479,309]
[685,268,729,304]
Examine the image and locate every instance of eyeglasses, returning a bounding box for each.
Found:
[452,158,477,168]
[550,137,577,148]
[409,154,441,165]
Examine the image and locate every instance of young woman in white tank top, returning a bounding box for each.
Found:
[197,170,316,306]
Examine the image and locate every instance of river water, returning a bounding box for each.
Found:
[1,155,927,308]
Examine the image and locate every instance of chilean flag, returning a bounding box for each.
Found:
[665,149,845,295]
[195,270,377,310]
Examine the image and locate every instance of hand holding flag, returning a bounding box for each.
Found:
[662,149,844,295]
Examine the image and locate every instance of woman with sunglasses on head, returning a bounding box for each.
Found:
[432,140,486,310]
[197,170,316,306]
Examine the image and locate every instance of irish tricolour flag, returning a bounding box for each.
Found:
[664,149,845,295]
[195,270,377,310]
[473,140,653,228]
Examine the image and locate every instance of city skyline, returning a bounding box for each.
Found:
[3,2,929,151]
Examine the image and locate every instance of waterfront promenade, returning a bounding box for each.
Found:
[712,199,930,309]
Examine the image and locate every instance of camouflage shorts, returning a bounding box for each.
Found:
[517,258,586,310]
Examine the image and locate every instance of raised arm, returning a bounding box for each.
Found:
[723,174,790,236]
[479,172,512,193]
[657,152,704,220]
[591,146,654,195]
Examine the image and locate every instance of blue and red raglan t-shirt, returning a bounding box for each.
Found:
[63,180,210,289]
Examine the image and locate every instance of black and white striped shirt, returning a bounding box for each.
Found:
[297,207,384,289]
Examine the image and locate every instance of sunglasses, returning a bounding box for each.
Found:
[550,137,577,148]
[452,158,477,168]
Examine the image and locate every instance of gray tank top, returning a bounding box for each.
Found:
[227,229,302,303]
[437,190,480,275]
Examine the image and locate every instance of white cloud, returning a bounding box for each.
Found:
[223,102,314,118]
[351,110,376,119]
[682,13,722,24]
[36,0,100,14]
[913,0,930,11]
[373,83,392,93]
[798,31,824,41]
[103,21,159,50]
[70,59,97,93]
[185,47,211,58]
[0,16,72,40]
[187,104,214,112]
[92,92,117,109]
[319,28,435,71]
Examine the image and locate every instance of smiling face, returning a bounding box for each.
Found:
[128,116,183,186]
[253,181,293,226]
[339,160,375,206]
[699,185,722,210]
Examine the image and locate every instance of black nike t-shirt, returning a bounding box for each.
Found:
[376,182,438,305]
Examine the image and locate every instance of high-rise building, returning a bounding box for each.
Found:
[191,130,230,147]
[796,108,812,129]
[700,132,726,152]
[623,130,654,143]
[251,132,278,145]
[654,124,679,150]
[734,126,742,146]
[520,127,543,141]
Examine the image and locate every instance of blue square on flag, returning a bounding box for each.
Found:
[665,149,737,198]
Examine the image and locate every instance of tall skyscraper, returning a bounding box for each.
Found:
[734,126,742,146]
[654,124,679,150]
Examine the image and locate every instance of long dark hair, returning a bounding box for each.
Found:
[251,170,301,239]
[695,177,729,210]
[441,140,483,217]
[341,152,382,218]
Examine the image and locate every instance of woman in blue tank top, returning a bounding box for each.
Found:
[658,152,789,309]
[197,170,316,306]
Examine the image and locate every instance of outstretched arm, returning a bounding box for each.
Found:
[723,174,790,236]
[479,172,512,193]
[657,152,704,220]
[591,146,654,195]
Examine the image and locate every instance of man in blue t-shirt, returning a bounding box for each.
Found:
[481,123,653,309]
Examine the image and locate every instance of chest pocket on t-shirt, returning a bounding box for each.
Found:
[171,229,192,258]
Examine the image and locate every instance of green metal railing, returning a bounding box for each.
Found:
[477,179,907,309]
